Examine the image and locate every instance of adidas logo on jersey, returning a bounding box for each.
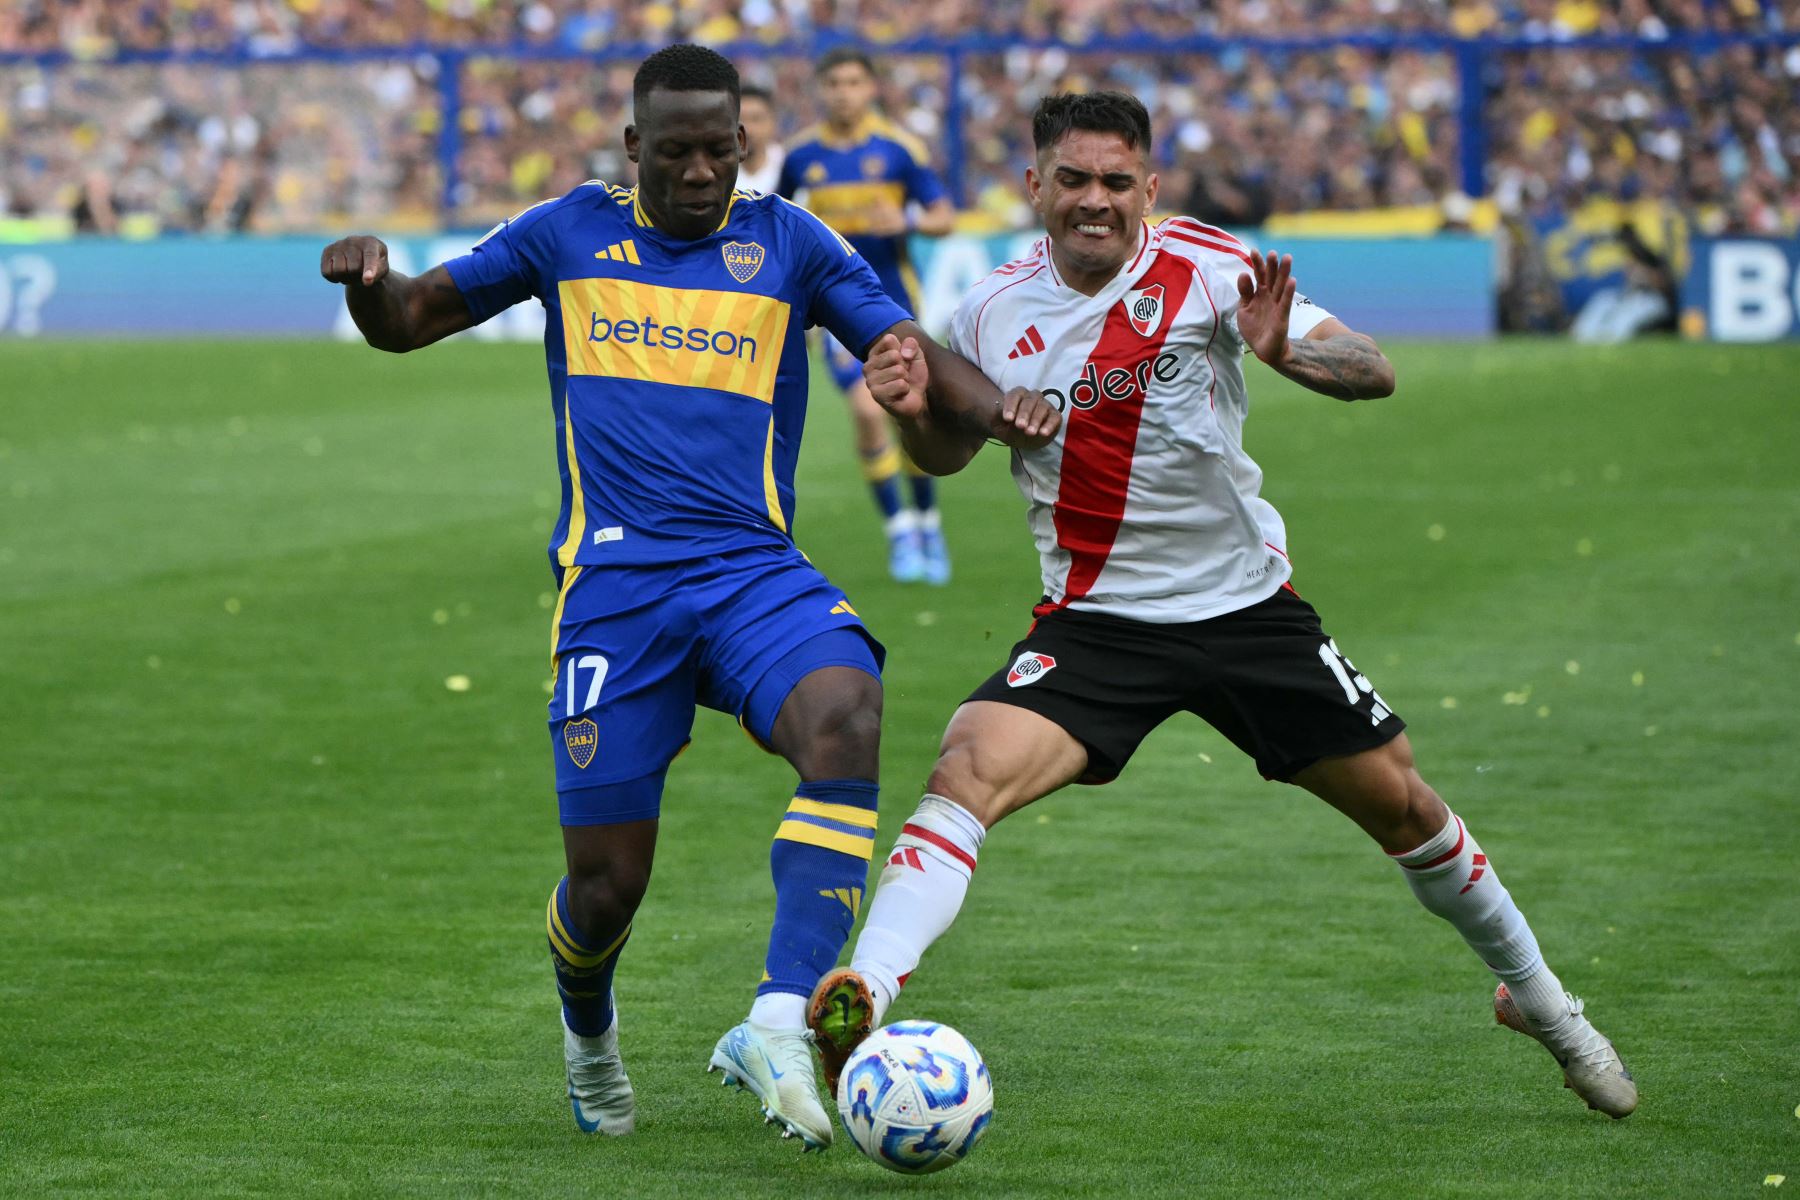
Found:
[1007,325,1046,359]
[593,239,641,264]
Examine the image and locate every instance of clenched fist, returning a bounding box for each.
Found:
[320,236,391,287]
[862,333,930,422]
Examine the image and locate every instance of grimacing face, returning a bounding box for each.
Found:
[819,61,876,126]
[1027,128,1159,283]
[626,87,744,240]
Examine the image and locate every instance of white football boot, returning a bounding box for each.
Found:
[706,1020,833,1148]
[1495,983,1638,1119]
[565,1002,635,1135]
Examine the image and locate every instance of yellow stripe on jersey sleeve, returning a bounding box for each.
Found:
[763,416,787,532]
[555,394,588,566]
[873,118,933,167]
[548,564,583,668]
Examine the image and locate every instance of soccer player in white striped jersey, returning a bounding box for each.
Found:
[808,91,1636,1120]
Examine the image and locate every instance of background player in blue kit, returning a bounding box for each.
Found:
[317,44,1057,1149]
[780,48,958,585]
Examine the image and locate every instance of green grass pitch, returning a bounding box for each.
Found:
[2,338,1797,1197]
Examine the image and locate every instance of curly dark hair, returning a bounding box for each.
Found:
[633,43,740,111]
[1031,91,1153,157]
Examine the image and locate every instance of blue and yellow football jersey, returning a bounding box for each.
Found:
[777,114,947,308]
[443,182,909,568]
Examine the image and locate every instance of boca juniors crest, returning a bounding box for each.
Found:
[1006,651,1057,688]
[722,241,765,284]
[1126,283,1164,337]
[564,717,598,769]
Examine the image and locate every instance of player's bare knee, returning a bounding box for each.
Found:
[822,700,882,762]
[925,742,1013,828]
[1400,772,1450,842]
[771,665,882,779]
[567,864,648,932]
[1360,767,1448,853]
[792,681,882,778]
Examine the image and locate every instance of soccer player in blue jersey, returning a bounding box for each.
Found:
[779,48,958,585]
[318,44,1059,1149]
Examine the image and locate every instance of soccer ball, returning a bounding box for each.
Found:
[835,1020,994,1174]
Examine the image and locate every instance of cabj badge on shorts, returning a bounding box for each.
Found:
[564,717,598,768]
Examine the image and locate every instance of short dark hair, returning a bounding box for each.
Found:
[633,43,740,111]
[740,83,774,108]
[815,46,876,79]
[1031,91,1153,157]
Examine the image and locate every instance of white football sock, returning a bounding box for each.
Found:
[747,992,806,1030]
[851,794,985,1025]
[1389,810,1572,1028]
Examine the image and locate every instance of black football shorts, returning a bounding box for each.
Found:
[965,585,1405,784]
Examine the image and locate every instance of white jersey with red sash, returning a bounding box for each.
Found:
[947,217,1334,623]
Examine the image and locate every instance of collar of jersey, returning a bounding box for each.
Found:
[629,186,740,236]
[1044,220,1153,298]
[812,113,889,151]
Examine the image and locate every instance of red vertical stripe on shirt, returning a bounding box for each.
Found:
[1050,253,1196,606]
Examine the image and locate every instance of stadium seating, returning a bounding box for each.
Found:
[1,2,1796,236]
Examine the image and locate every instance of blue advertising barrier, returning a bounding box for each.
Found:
[0,231,1496,341]
[1679,238,1800,342]
[909,232,1495,339]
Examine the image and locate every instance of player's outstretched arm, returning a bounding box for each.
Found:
[863,321,1060,475]
[320,235,477,354]
[1235,249,1396,401]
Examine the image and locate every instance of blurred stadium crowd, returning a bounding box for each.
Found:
[1,1,1796,239]
[4,0,1797,51]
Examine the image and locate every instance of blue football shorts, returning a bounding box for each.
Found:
[823,332,864,393]
[546,545,884,826]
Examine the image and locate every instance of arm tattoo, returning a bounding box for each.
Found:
[1277,333,1394,401]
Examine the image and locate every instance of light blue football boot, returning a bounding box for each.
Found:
[707,1020,833,1148]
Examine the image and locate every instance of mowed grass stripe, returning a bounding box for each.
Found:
[1,339,1796,1197]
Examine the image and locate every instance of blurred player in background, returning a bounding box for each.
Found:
[319,45,1043,1150]
[780,48,957,584]
[810,92,1638,1122]
[736,84,784,195]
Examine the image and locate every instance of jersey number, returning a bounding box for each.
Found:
[1317,640,1393,726]
[565,654,610,717]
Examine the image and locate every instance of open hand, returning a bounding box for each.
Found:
[994,388,1061,450]
[862,333,930,421]
[320,236,391,287]
[1235,249,1297,368]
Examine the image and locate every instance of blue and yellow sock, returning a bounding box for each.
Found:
[761,779,879,1001]
[547,875,631,1038]
[862,443,903,521]
[905,466,936,517]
